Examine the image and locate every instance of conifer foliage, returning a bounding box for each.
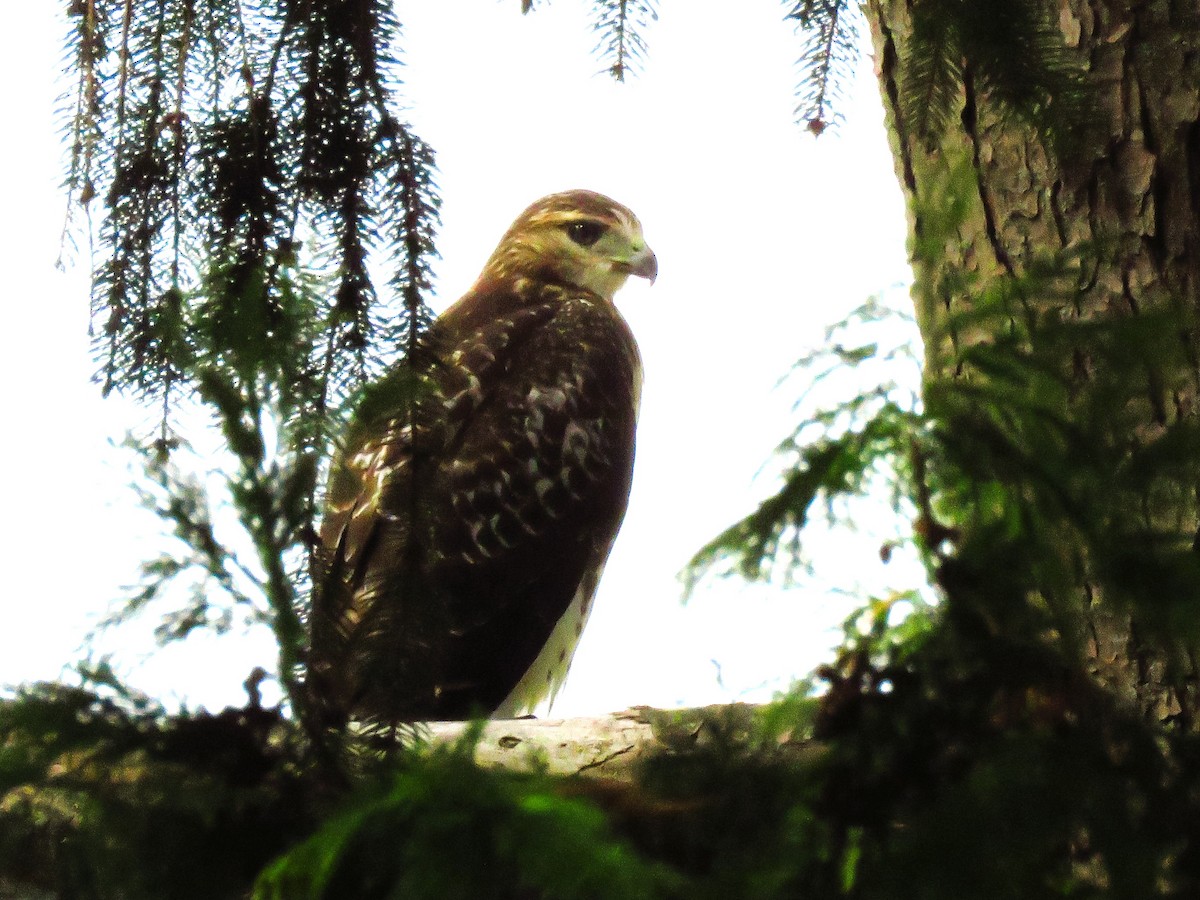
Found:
[896,0,1093,150]
[63,0,441,718]
[66,0,440,415]
[585,0,658,81]
[784,0,862,134]
[788,0,1092,144]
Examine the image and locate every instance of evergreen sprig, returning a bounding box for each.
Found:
[784,0,861,134]
[88,256,330,717]
[107,437,268,644]
[684,295,924,592]
[900,0,1095,152]
[589,0,658,81]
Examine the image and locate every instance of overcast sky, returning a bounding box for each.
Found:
[0,2,921,717]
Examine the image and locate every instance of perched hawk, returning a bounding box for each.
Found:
[310,190,656,723]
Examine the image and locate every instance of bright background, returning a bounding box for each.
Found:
[0,2,920,716]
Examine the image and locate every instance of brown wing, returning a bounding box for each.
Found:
[310,286,641,722]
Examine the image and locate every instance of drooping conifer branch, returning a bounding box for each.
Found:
[590,0,657,81]
[784,0,861,134]
[388,129,439,359]
[61,0,442,724]
[63,0,442,425]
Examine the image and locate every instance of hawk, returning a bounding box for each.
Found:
[309,189,656,723]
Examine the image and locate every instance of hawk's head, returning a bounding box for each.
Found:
[479,189,657,301]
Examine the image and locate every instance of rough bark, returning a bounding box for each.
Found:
[866,0,1200,724]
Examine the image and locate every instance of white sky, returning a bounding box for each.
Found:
[0,2,920,717]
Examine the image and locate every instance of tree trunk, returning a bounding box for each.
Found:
[866,0,1200,725]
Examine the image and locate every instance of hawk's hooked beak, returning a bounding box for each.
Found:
[624,246,658,285]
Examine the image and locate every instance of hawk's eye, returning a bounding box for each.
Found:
[565,220,606,247]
